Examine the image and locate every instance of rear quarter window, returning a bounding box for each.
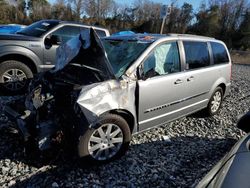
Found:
[183,41,210,70]
[211,42,229,64]
[81,27,108,37]
[95,29,107,37]
[52,26,81,43]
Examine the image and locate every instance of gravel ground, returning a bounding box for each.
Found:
[0,64,249,188]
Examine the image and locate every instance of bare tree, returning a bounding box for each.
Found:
[28,0,51,21]
[84,0,115,19]
[99,0,114,18]
[52,0,66,20]
[178,3,193,33]
[51,0,74,21]
[84,0,97,18]
[239,9,250,49]
[209,0,246,32]
[68,0,84,21]
[133,0,160,22]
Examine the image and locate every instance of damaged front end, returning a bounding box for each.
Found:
[3,28,137,154]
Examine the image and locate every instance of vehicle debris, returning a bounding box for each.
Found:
[0,114,8,123]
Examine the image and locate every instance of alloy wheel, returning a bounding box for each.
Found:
[2,69,27,91]
[210,91,222,113]
[88,123,124,161]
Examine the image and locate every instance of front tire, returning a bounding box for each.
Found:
[0,60,33,94]
[78,114,131,164]
[206,87,223,116]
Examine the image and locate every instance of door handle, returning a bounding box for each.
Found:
[187,76,194,82]
[174,79,183,85]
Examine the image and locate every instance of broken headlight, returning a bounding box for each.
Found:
[32,86,45,109]
[25,84,54,110]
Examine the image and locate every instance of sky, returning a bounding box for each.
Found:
[48,0,202,12]
[115,0,201,10]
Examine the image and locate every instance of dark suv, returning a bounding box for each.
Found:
[0,20,110,92]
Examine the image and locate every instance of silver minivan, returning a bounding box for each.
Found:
[4,31,231,164]
[131,34,230,130]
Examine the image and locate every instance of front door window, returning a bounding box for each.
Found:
[50,26,81,44]
[142,42,180,79]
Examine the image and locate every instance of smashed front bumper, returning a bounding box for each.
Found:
[3,103,60,152]
[3,105,30,141]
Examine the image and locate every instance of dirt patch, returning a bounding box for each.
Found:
[231,50,250,65]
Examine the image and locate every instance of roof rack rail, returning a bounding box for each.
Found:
[167,33,215,39]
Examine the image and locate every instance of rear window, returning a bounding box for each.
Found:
[211,42,229,64]
[183,41,210,69]
[95,30,107,37]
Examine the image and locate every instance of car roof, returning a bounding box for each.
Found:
[104,34,163,43]
[38,19,108,30]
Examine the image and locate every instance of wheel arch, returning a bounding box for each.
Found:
[0,54,38,74]
[217,83,226,96]
[208,77,227,100]
[101,109,137,134]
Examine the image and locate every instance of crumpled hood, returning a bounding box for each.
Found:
[52,28,115,80]
[0,34,39,41]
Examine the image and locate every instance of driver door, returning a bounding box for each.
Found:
[43,26,82,67]
[138,41,187,131]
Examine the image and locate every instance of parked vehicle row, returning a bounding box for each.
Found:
[0,20,109,93]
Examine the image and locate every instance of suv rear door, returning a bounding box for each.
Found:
[210,41,231,83]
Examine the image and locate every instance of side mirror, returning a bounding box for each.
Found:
[136,64,146,80]
[44,37,52,49]
[44,35,62,49]
[50,35,62,45]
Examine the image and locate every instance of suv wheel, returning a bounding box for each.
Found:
[78,114,131,164]
[206,87,223,116]
[0,60,33,93]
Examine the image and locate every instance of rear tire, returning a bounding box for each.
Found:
[206,87,223,116]
[78,114,131,165]
[0,60,33,94]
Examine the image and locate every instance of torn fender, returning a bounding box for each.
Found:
[76,79,137,130]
